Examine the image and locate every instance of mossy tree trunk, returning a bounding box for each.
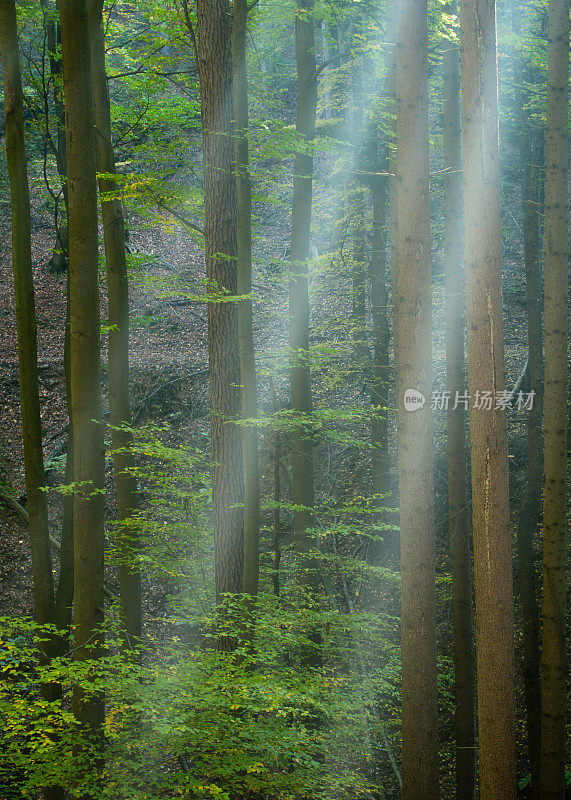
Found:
[59,0,106,763]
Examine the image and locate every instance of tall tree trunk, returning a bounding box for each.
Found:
[370,174,390,511]
[0,0,55,642]
[0,26,71,786]
[195,0,244,618]
[460,0,517,797]
[289,0,318,595]
[54,289,74,637]
[517,124,543,800]
[367,135,391,572]
[350,184,367,355]
[349,58,367,358]
[386,3,398,295]
[232,0,260,598]
[59,0,106,760]
[270,379,281,597]
[88,0,142,654]
[393,1,439,798]
[442,5,475,798]
[540,0,568,795]
[40,0,69,273]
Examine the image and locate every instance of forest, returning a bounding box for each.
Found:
[0,0,568,797]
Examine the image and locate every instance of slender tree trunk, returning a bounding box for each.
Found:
[393,1,439,798]
[289,0,318,594]
[442,5,475,797]
[370,176,389,503]
[0,19,71,777]
[54,288,74,637]
[195,0,244,618]
[349,59,367,357]
[0,0,55,641]
[59,0,106,761]
[88,0,142,654]
[387,4,398,296]
[369,168,391,572]
[232,0,260,598]
[517,124,543,800]
[540,0,568,795]
[460,0,517,797]
[269,379,281,597]
[350,184,367,354]
[40,0,68,273]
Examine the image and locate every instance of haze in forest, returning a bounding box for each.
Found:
[0,0,568,799]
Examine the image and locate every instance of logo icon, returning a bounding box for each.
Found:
[404,388,425,411]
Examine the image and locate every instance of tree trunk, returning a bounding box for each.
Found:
[442,5,475,797]
[393,1,439,798]
[289,0,319,603]
[0,19,72,777]
[88,0,142,654]
[232,0,260,598]
[350,184,367,356]
[370,175,390,508]
[460,0,517,797]
[195,0,244,618]
[540,0,568,795]
[0,0,55,642]
[40,0,69,273]
[270,379,281,597]
[517,124,543,800]
[349,58,367,359]
[54,286,74,638]
[59,0,106,758]
[368,149,391,574]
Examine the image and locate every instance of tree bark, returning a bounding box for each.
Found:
[460,0,517,797]
[232,0,260,598]
[289,0,319,584]
[370,174,390,511]
[517,124,543,800]
[54,286,74,638]
[59,0,106,760]
[442,5,475,797]
[0,0,55,643]
[40,0,69,273]
[540,0,568,795]
[289,0,321,666]
[88,0,142,654]
[393,1,439,798]
[195,0,244,619]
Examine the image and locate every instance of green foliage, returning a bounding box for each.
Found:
[0,589,402,800]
